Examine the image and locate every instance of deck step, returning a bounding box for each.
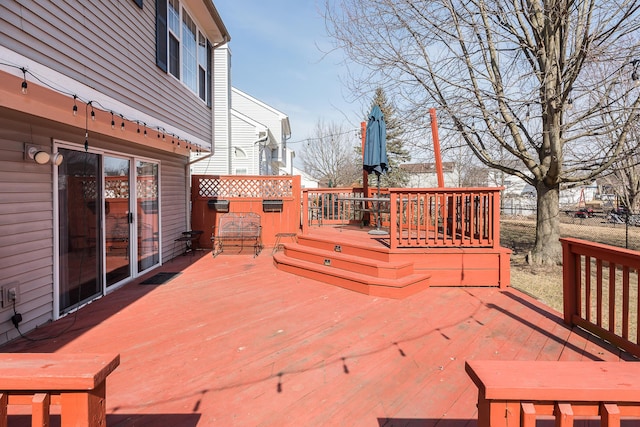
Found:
[273,252,430,299]
[282,243,414,279]
[296,234,393,262]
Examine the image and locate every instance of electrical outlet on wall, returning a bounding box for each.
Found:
[1,282,20,308]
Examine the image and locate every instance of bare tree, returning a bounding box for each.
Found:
[325,0,640,264]
[300,119,361,187]
[601,127,640,214]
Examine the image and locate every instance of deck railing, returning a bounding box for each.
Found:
[389,188,500,249]
[561,237,640,357]
[302,187,502,250]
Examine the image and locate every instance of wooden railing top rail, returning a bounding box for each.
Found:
[466,360,640,427]
[561,237,640,268]
[0,353,120,427]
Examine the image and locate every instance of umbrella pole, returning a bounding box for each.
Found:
[368,173,388,235]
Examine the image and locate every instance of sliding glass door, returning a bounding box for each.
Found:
[57,149,102,313]
[137,161,160,272]
[104,156,132,287]
[57,146,160,315]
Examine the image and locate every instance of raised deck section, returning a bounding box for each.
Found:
[274,226,509,297]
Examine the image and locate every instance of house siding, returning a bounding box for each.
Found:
[0,112,188,344]
[230,113,261,175]
[1,0,212,143]
[191,44,232,175]
[231,89,286,146]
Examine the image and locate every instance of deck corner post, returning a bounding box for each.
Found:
[561,238,578,326]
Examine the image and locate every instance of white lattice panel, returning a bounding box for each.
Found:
[198,177,294,198]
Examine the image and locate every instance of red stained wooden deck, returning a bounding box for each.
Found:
[0,241,633,426]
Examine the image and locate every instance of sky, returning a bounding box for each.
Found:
[213,0,365,148]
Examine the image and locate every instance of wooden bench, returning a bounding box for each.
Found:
[211,212,262,257]
[465,360,640,427]
[0,353,120,427]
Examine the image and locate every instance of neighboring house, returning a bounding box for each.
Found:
[191,45,292,176]
[291,166,320,189]
[0,0,229,344]
[400,162,460,188]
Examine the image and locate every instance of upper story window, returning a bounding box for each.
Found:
[156,0,211,106]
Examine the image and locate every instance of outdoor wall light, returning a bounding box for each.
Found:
[25,144,50,165]
[50,152,64,166]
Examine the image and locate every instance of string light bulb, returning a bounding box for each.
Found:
[90,102,95,121]
[143,123,148,137]
[20,67,28,94]
[120,114,125,131]
[72,95,78,116]
[137,121,141,134]
[111,111,115,129]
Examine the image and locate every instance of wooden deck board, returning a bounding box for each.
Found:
[0,242,634,427]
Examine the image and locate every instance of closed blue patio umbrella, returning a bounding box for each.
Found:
[363,105,388,234]
[363,105,388,177]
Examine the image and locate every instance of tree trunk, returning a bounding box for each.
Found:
[529,181,563,265]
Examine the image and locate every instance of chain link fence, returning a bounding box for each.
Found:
[500,205,640,254]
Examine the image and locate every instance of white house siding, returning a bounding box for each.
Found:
[230,112,264,175]
[0,110,189,344]
[232,89,286,140]
[1,0,215,143]
[191,44,232,175]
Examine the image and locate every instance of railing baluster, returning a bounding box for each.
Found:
[521,402,536,427]
[609,262,617,334]
[32,393,50,427]
[601,402,621,427]
[555,402,574,427]
[597,259,603,327]
[585,256,592,322]
[0,393,7,427]
[623,266,630,340]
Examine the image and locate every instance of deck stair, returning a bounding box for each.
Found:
[273,234,430,298]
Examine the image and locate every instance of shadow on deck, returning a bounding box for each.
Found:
[0,249,632,426]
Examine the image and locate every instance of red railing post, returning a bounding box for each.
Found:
[389,192,398,250]
[561,239,578,327]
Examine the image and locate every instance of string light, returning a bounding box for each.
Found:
[20,67,28,94]
[6,62,198,151]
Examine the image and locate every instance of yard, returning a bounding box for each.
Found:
[503,216,640,314]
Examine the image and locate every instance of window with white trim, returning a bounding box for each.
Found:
[156,0,211,105]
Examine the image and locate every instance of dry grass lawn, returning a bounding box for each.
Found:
[502,216,640,313]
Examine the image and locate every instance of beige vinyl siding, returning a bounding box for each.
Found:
[1,0,212,142]
[0,124,55,342]
[0,111,188,343]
